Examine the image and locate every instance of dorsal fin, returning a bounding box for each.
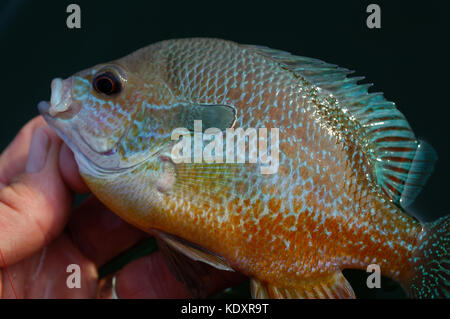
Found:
[244,44,437,208]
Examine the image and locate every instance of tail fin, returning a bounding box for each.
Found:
[408,215,450,298]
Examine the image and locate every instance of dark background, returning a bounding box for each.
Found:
[0,0,448,298]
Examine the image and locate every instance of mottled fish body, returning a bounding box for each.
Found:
[39,38,449,298]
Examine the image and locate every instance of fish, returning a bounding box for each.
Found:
[38,38,449,299]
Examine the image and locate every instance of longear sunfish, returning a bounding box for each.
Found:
[39,38,449,298]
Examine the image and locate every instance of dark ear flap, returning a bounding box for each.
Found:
[183,104,236,132]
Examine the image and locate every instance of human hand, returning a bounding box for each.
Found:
[0,116,244,298]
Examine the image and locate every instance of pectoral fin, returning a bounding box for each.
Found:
[153,229,235,298]
[251,271,355,299]
[155,238,214,298]
[152,229,234,272]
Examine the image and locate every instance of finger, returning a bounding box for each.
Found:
[59,143,90,194]
[0,117,46,187]
[0,122,72,265]
[115,252,246,298]
[116,252,190,298]
[68,196,148,267]
[1,234,98,299]
[0,116,88,194]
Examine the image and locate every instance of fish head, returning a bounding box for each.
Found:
[38,62,150,175]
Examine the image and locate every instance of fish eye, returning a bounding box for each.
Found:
[93,72,122,95]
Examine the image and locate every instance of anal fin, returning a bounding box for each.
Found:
[251,271,355,299]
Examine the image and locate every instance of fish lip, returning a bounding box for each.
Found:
[46,77,81,119]
[37,100,50,115]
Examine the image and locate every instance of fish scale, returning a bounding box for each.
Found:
[40,38,449,298]
[100,39,419,282]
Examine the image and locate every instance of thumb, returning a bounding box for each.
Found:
[0,122,72,266]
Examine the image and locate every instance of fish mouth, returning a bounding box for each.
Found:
[49,78,71,116]
[38,76,126,176]
[45,78,81,118]
[38,101,92,171]
[38,77,167,177]
[38,100,126,178]
[38,100,74,147]
[39,100,166,178]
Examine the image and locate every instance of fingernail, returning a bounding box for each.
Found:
[26,127,50,173]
